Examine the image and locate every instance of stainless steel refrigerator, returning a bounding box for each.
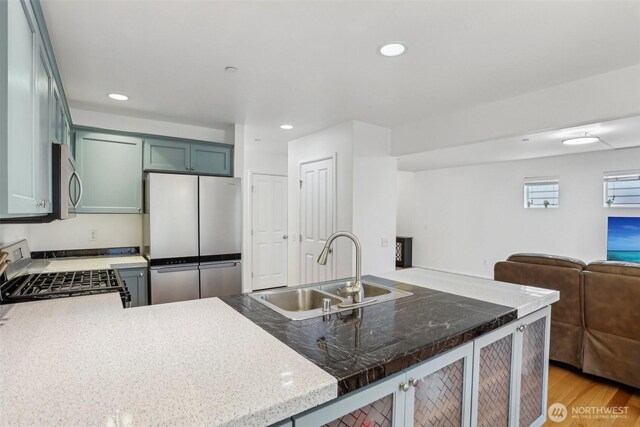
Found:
[144,173,241,305]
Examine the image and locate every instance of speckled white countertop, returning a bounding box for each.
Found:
[0,294,337,426]
[378,268,559,318]
[38,255,148,273]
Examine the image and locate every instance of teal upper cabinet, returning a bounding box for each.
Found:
[0,0,52,217]
[144,138,232,176]
[75,131,143,213]
[191,142,232,176]
[143,138,191,173]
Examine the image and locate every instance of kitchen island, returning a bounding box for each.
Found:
[0,268,558,426]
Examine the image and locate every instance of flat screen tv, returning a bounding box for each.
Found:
[607,217,640,263]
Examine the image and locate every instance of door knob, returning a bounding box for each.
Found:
[283,235,288,240]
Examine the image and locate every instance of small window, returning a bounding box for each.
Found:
[604,170,640,208]
[524,178,559,209]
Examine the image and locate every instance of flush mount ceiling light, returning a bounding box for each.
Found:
[280,124,293,130]
[108,93,129,101]
[562,133,600,145]
[378,42,407,57]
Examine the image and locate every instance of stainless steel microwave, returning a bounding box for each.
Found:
[51,143,82,221]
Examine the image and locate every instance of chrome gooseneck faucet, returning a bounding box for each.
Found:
[317,231,364,303]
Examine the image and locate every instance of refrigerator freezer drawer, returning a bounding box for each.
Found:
[150,265,200,304]
[200,261,242,299]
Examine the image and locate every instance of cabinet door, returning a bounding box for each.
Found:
[75,131,142,213]
[34,37,52,213]
[294,373,406,427]
[515,307,550,427]
[118,268,148,308]
[5,0,39,214]
[405,343,473,427]
[472,322,517,427]
[143,138,191,173]
[190,142,232,176]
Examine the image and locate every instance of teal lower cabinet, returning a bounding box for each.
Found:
[75,131,142,213]
[190,142,232,176]
[143,138,191,173]
[294,343,473,427]
[117,267,148,308]
[286,307,550,427]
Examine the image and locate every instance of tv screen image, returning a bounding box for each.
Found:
[607,217,640,263]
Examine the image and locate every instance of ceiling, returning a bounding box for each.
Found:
[42,1,640,152]
[398,115,640,171]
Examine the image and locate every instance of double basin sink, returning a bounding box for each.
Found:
[250,280,413,320]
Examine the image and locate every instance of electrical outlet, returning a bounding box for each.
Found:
[89,230,97,241]
[381,237,388,247]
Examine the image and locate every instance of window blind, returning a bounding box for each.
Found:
[604,170,640,207]
[524,179,559,208]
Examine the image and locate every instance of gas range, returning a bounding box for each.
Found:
[0,240,130,308]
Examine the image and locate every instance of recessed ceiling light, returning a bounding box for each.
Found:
[108,93,129,101]
[224,66,238,73]
[254,138,262,142]
[521,138,530,142]
[280,124,293,130]
[378,42,407,57]
[562,133,600,145]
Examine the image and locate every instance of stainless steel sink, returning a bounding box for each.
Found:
[318,281,393,299]
[250,280,412,320]
[256,288,342,312]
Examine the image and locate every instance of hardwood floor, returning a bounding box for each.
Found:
[543,363,640,426]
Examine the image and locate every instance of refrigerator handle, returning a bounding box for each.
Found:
[199,262,238,270]
[154,264,199,273]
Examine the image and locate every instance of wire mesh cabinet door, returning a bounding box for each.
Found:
[294,372,407,427]
[471,306,551,427]
[404,342,473,427]
[471,319,519,427]
[514,306,551,427]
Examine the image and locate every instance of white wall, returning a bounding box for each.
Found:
[287,121,397,285]
[396,171,416,236]
[240,129,288,292]
[288,122,354,285]
[352,122,396,275]
[408,147,640,278]
[0,214,141,250]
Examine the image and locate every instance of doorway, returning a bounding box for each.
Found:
[251,173,288,290]
[299,157,336,284]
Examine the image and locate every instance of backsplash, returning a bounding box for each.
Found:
[0,214,142,251]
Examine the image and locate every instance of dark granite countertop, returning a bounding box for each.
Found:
[221,275,517,395]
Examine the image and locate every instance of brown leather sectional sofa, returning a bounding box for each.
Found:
[495,253,640,389]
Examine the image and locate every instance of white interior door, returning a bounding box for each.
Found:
[252,174,288,290]
[299,158,335,285]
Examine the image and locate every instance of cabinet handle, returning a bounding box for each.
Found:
[410,378,419,387]
[399,382,409,392]
[283,234,288,240]
[517,325,526,332]
[186,166,190,170]
[139,272,143,277]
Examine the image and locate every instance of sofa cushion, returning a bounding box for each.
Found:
[507,253,586,270]
[586,260,640,277]
[494,261,582,326]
